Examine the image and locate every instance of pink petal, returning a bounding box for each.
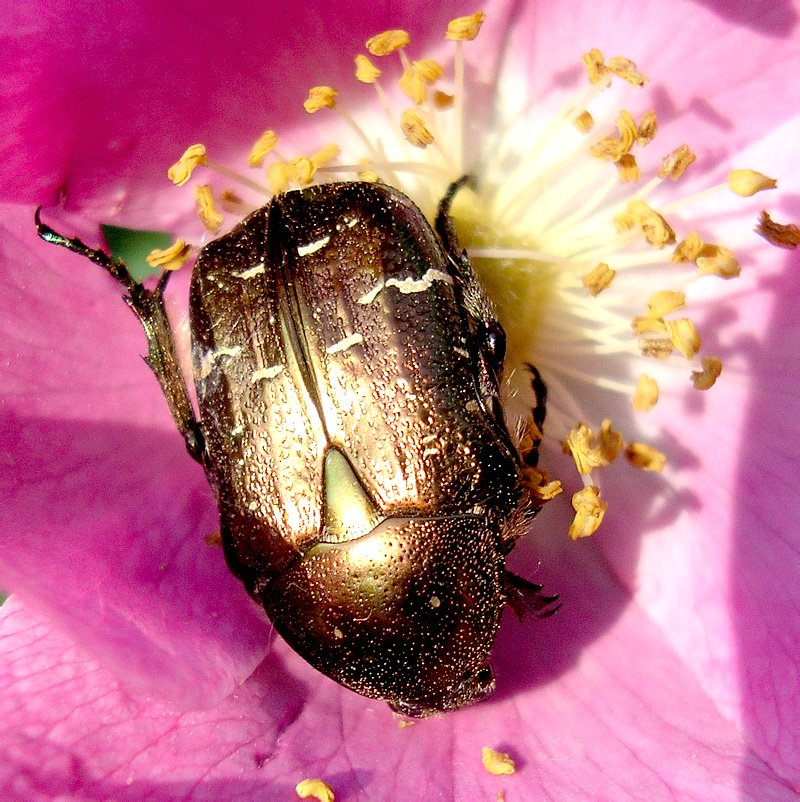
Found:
[1,546,793,799]
[1,204,270,707]
[0,1,470,223]
[595,115,800,786]
[2,0,800,796]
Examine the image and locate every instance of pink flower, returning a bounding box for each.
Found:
[2,0,799,798]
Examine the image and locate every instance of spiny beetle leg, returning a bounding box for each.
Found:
[435,174,474,261]
[35,209,205,463]
[504,570,560,620]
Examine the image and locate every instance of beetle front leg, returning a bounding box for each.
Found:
[36,209,205,463]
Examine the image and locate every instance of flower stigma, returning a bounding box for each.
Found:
[165,10,787,539]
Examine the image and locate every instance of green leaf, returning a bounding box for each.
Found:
[101,224,173,282]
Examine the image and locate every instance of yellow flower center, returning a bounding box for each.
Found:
[164,11,784,539]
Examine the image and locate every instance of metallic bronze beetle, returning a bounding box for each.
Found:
[37,180,556,717]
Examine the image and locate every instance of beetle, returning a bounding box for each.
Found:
[36,179,557,717]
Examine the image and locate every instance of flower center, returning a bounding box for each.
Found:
[162,11,784,539]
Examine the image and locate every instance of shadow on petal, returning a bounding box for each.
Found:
[735,244,800,792]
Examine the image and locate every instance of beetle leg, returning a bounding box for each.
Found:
[521,364,548,469]
[435,174,474,260]
[504,570,560,620]
[35,209,206,463]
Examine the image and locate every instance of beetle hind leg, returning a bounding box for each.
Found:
[518,364,548,471]
[35,209,205,463]
[504,570,560,620]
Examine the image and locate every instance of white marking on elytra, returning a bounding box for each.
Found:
[357,282,384,305]
[195,345,243,379]
[233,263,265,279]
[423,447,440,457]
[386,268,453,294]
[326,333,364,354]
[453,346,470,359]
[297,235,330,256]
[337,215,359,231]
[251,364,285,382]
[358,269,453,305]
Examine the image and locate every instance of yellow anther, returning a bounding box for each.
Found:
[311,143,340,169]
[146,239,191,272]
[658,144,696,180]
[563,422,618,475]
[625,442,666,472]
[412,59,444,82]
[691,356,723,390]
[400,68,427,105]
[695,244,740,278]
[639,338,676,359]
[633,375,659,411]
[357,169,380,183]
[194,185,223,233]
[728,169,777,196]
[267,161,290,194]
[665,318,701,359]
[247,130,278,168]
[563,424,600,474]
[582,262,616,295]
[366,29,410,56]
[582,48,608,85]
[295,778,335,802]
[756,211,800,249]
[599,419,623,464]
[616,153,640,182]
[289,156,316,185]
[624,200,676,247]
[573,110,595,133]
[672,232,705,262]
[632,315,668,335]
[521,466,563,501]
[646,290,685,318]
[615,110,638,151]
[400,109,434,148]
[569,486,607,539]
[354,54,382,84]
[614,211,637,232]
[433,91,454,108]
[167,144,208,186]
[591,136,627,162]
[481,747,515,776]
[446,11,485,41]
[636,111,658,145]
[304,86,338,113]
[204,531,222,547]
[608,55,648,86]
[219,190,245,213]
